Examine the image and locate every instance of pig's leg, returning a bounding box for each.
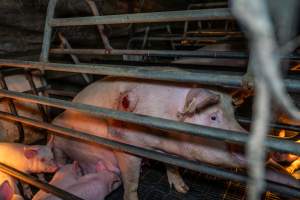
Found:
[115,152,141,200]
[286,158,300,174]
[166,166,189,193]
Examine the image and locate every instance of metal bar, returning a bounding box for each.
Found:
[40,0,57,62]
[1,59,300,92]
[0,89,299,155]
[238,116,300,134]
[0,162,83,200]
[24,70,49,122]
[58,33,91,83]
[50,8,233,27]
[49,48,300,61]
[0,111,298,198]
[0,73,25,143]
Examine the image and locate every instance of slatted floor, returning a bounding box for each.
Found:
[106,161,290,200]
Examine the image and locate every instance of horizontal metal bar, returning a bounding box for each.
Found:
[0,162,83,200]
[0,111,298,198]
[0,89,299,155]
[50,48,249,58]
[50,8,233,27]
[238,116,300,134]
[49,48,300,61]
[1,59,300,92]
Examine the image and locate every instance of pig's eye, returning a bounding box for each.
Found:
[211,116,217,121]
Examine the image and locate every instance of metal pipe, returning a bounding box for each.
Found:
[1,59,300,92]
[50,8,233,27]
[0,73,24,143]
[49,48,300,61]
[24,70,49,122]
[0,111,298,198]
[40,0,57,62]
[238,116,300,134]
[0,162,83,200]
[0,89,299,155]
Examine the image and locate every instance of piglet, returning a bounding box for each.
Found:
[0,143,57,173]
[32,162,82,200]
[0,181,23,200]
[44,161,120,200]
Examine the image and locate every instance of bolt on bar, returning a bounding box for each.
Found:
[1,59,300,92]
[0,89,299,155]
[0,111,298,198]
[50,8,233,27]
[49,48,300,60]
[0,162,83,200]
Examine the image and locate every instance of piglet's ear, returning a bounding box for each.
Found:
[0,181,13,200]
[24,147,38,159]
[96,160,108,172]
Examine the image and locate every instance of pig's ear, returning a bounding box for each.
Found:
[178,89,220,120]
[24,147,39,159]
[96,160,108,172]
[47,135,54,148]
[72,161,81,175]
[0,181,13,200]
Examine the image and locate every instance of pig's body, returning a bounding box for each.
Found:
[44,171,120,200]
[0,172,20,198]
[32,162,81,200]
[0,181,23,200]
[0,74,45,144]
[51,77,246,200]
[0,143,57,173]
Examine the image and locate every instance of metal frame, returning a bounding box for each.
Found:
[0,59,300,92]
[1,1,299,199]
[0,111,299,198]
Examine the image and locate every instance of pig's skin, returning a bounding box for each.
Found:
[0,74,45,144]
[32,162,81,200]
[51,77,246,200]
[0,143,57,173]
[0,172,21,199]
[43,171,120,200]
[0,180,24,200]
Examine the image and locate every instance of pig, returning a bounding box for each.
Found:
[41,161,120,200]
[0,143,57,173]
[0,181,23,200]
[0,73,46,144]
[0,172,23,200]
[50,77,247,200]
[32,161,82,200]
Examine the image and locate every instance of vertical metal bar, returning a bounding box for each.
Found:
[24,70,49,122]
[0,73,24,143]
[40,0,57,62]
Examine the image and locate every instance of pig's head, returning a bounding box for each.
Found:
[177,88,247,167]
[23,145,58,173]
[56,161,82,179]
[179,88,246,132]
[96,161,121,191]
